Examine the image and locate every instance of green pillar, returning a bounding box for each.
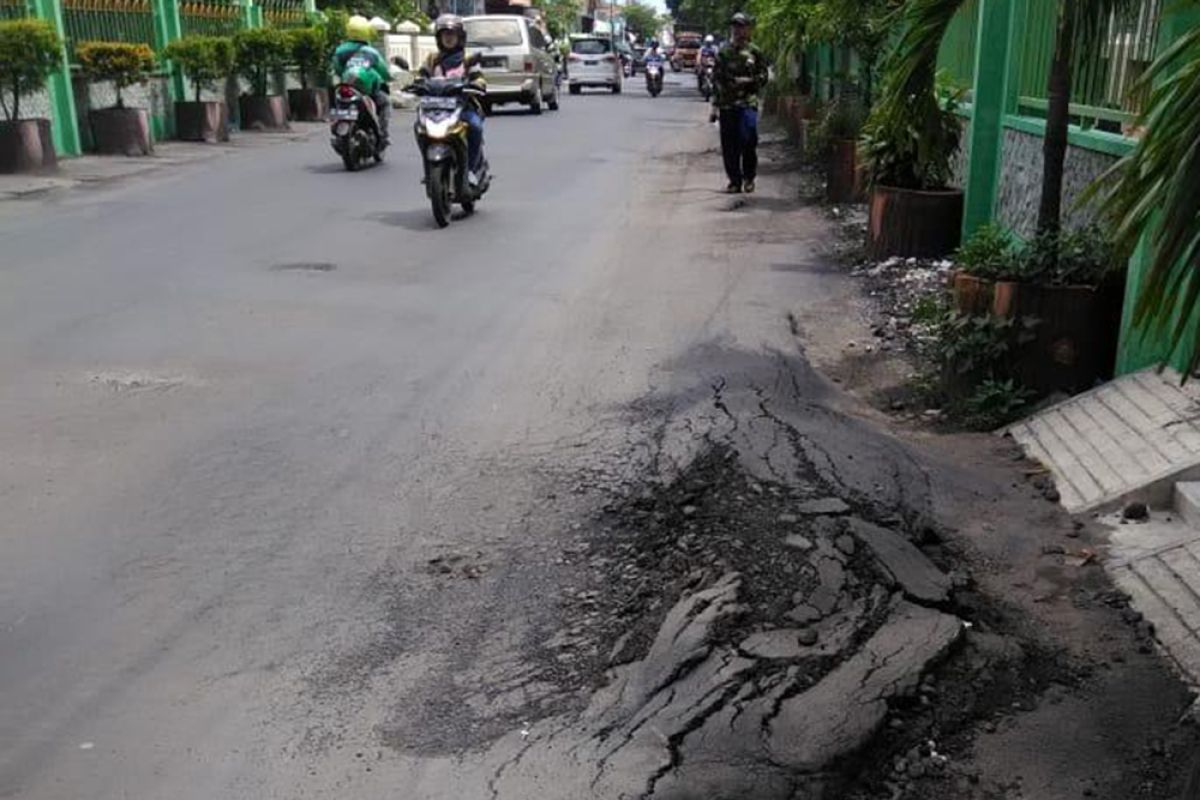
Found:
[151,0,184,137]
[961,0,1016,237]
[303,0,315,13]
[29,0,81,156]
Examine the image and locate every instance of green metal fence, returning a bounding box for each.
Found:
[1015,0,1162,129]
[179,0,242,36]
[0,0,27,19]
[937,0,980,93]
[62,0,157,60]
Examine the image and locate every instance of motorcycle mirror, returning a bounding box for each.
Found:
[391,56,411,71]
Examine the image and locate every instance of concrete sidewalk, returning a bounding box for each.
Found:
[0,123,325,201]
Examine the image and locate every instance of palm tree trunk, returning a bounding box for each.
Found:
[1038,5,1075,237]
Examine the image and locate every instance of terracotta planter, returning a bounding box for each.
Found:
[952,271,995,315]
[89,107,152,156]
[238,95,289,131]
[287,88,330,122]
[174,101,229,143]
[867,185,964,260]
[0,119,57,173]
[827,138,862,203]
[991,279,1123,394]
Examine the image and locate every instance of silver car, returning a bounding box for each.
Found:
[464,15,560,114]
[567,35,623,94]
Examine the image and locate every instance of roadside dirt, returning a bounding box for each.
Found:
[749,122,1200,799]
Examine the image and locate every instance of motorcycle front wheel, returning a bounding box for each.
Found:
[429,163,452,228]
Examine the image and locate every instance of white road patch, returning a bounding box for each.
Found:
[88,370,204,392]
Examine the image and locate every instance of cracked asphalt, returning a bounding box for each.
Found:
[2,76,1198,799]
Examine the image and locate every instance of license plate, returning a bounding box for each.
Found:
[331,107,358,119]
[481,56,506,69]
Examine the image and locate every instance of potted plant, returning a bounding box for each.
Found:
[0,19,62,173]
[287,26,330,121]
[951,223,1014,314]
[952,223,1122,393]
[813,93,865,203]
[859,0,964,259]
[234,27,290,130]
[76,41,156,156]
[163,35,235,142]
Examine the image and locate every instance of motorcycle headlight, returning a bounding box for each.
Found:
[334,121,351,136]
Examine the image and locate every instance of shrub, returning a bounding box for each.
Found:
[233,28,289,97]
[1009,225,1116,286]
[163,35,235,103]
[288,27,326,90]
[0,19,62,122]
[955,224,1016,280]
[77,41,156,109]
[811,93,865,156]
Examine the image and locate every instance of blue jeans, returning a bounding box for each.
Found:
[462,107,484,173]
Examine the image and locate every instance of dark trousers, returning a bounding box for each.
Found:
[719,107,758,184]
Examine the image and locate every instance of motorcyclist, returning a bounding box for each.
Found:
[419,14,487,184]
[643,39,665,68]
[697,33,718,90]
[331,15,392,143]
[698,34,718,68]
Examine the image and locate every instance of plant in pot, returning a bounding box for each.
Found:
[813,92,865,203]
[950,223,1015,314]
[233,27,290,131]
[858,0,964,259]
[163,35,235,143]
[952,222,1121,393]
[0,19,61,173]
[77,41,156,156]
[287,27,330,121]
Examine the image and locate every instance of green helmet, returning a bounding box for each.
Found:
[347,14,373,42]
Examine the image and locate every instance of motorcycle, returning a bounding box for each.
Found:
[412,77,491,228]
[698,55,716,101]
[329,82,386,171]
[645,60,664,97]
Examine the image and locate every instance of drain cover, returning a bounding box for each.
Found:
[270,262,336,272]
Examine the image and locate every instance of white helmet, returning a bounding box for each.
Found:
[704,34,715,44]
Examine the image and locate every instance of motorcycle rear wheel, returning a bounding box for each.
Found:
[429,164,452,228]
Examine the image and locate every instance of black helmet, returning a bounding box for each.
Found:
[730,11,753,26]
[648,38,658,49]
[434,14,465,51]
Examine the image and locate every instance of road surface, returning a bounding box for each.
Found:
[0,75,825,797]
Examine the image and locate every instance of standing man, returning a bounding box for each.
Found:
[709,12,769,194]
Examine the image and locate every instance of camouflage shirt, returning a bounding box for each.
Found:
[713,42,769,109]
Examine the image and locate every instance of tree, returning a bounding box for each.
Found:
[316,0,428,27]
[622,1,660,40]
[163,35,236,103]
[859,0,963,190]
[804,0,899,103]
[1089,24,1200,373]
[0,19,61,122]
[535,0,582,39]
[1037,0,1141,239]
[76,42,156,110]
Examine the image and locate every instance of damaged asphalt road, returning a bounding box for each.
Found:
[3,88,1197,800]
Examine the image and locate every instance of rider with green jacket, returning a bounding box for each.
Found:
[332,15,392,141]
